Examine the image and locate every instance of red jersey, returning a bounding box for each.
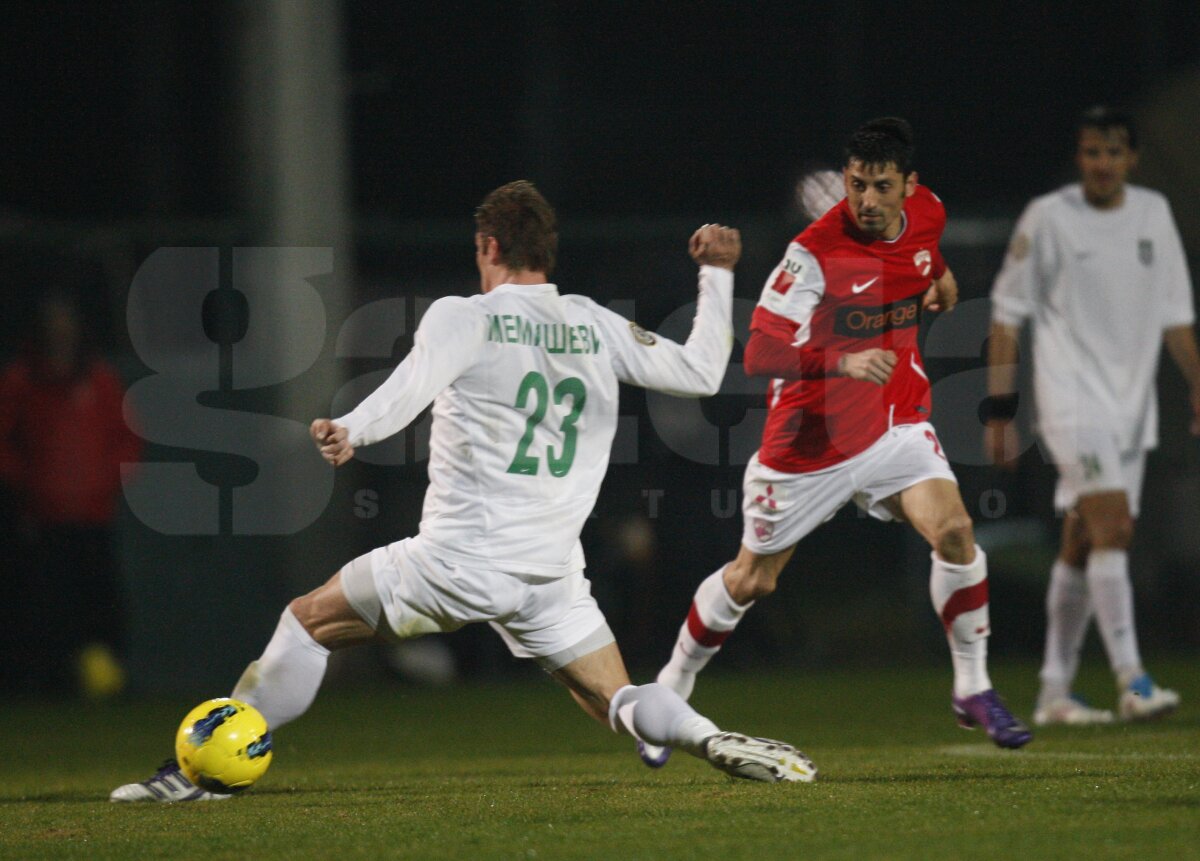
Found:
[0,358,141,525]
[751,185,947,472]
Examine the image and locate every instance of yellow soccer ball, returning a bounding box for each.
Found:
[174,698,273,793]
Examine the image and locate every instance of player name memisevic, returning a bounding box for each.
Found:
[487,314,602,355]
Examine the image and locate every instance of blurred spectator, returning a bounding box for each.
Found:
[0,292,141,697]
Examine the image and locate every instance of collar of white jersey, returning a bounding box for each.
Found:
[489,282,558,296]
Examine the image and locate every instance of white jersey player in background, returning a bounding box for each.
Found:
[112,181,815,802]
[986,107,1200,726]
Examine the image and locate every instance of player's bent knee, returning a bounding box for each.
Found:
[726,549,789,602]
[285,579,375,650]
[286,594,320,636]
[741,568,780,600]
[934,515,975,563]
[1088,516,1134,550]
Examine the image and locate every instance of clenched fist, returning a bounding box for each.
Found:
[689,224,741,270]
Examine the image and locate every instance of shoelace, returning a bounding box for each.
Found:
[146,759,191,790]
[151,759,180,778]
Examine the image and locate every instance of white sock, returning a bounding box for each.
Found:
[608,683,719,758]
[1085,549,1143,687]
[1038,560,1090,707]
[929,546,993,698]
[657,568,752,700]
[231,608,330,731]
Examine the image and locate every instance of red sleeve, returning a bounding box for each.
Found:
[744,328,841,380]
[924,186,948,279]
[931,246,947,280]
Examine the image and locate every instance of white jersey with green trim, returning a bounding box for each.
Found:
[335,265,733,577]
[991,184,1194,451]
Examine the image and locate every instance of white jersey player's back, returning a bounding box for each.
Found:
[422,284,620,576]
[334,267,734,578]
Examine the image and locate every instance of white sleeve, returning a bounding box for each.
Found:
[990,201,1050,327]
[334,296,486,447]
[594,264,733,397]
[1158,199,1196,329]
[755,241,825,323]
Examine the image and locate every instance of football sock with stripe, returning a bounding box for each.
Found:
[930,546,993,699]
[1038,559,1090,707]
[657,568,753,700]
[1085,548,1143,688]
[608,683,719,757]
[231,608,330,731]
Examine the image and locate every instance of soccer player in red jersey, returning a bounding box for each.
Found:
[641,119,1031,766]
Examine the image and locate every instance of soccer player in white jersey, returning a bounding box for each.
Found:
[986,107,1200,726]
[111,181,816,802]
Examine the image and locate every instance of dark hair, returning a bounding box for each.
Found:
[1077,105,1137,150]
[474,180,558,276]
[844,117,916,175]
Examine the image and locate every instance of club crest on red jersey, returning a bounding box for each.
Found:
[913,249,932,276]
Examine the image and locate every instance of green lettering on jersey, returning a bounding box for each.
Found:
[486,316,599,354]
[545,324,567,354]
[506,371,588,478]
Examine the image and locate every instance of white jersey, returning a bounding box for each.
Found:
[991,183,1194,451]
[335,266,733,577]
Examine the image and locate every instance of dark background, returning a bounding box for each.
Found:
[1,1,1198,695]
[3,3,1198,220]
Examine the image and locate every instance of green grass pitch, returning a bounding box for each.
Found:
[2,658,1197,860]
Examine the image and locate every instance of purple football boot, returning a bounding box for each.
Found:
[952,689,1033,749]
[637,740,672,768]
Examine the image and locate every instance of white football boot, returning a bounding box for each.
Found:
[109,759,232,802]
[1033,696,1115,727]
[1118,674,1180,722]
[703,732,817,783]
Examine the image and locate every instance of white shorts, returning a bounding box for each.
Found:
[1039,425,1146,517]
[339,536,613,671]
[742,422,958,554]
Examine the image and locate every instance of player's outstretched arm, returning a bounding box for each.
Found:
[599,225,737,397]
[332,297,486,449]
[311,419,354,467]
